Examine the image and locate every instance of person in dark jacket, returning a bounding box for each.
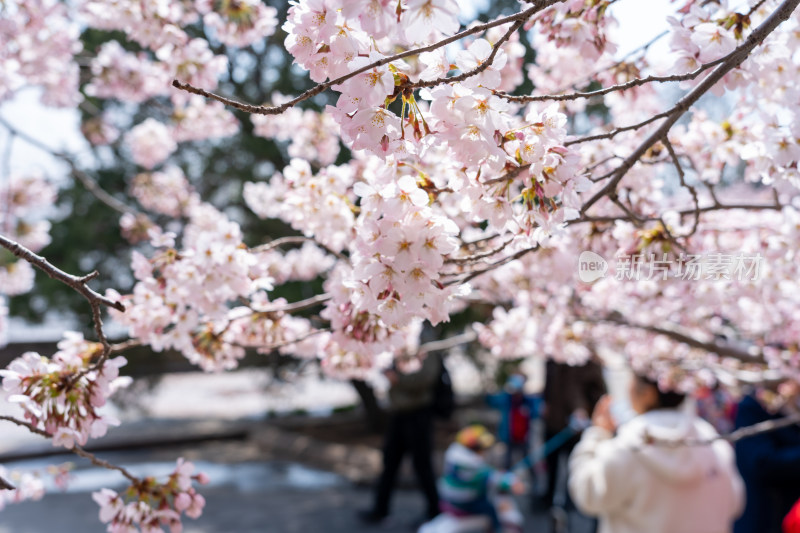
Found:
[542,356,607,510]
[359,350,442,525]
[733,390,800,533]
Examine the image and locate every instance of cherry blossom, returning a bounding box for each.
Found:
[125,118,178,170]
[92,458,208,532]
[0,333,131,449]
[198,0,278,48]
[5,0,800,525]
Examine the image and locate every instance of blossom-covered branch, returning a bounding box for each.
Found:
[172,0,561,116]
[580,0,800,215]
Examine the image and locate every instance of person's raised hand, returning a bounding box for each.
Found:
[591,394,616,434]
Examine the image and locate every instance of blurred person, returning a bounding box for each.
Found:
[696,383,738,435]
[437,424,523,533]
[568,374,744,533]
[785,497,800,533]
[359,350,442,525]
[541,356,607,512]
[733,383,800,533]
[486,373,542,471]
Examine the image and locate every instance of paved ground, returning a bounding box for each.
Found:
[0,438,598,533]
[0,366,618,533]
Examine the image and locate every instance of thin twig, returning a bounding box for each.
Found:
[444,243,540,285]
[0,415,141,485]
[0,235,124,313]
[262,293,331,314]
[0,234,125,385]
[230,327,331,352]
[418,329,477,354]
[446,238,514,264]
[571,201,783,226]
[647,412,800,448]
[499,47,727,104]
[250,235,348,262]
[663,136,700,237]
[482,164,532,186]
[566,109,671,146]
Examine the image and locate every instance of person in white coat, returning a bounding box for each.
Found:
[568,374,745,533]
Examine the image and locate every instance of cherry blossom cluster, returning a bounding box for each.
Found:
[473,190,800,391]
[0,0,82,107]
[283,0,460,86]
[79,0,259,169]
[251,100,341,166]
[0,172,58,344]
[130,166,197,218]
[0,332,131,448]
[106,202,320,371]
[244,158,356,253]
[256,241,337,285]
[666,0,742,90]
[85,41,171,104]
[0,465,46,511]
[197,0,278,48]
[0,463,71,511]
[92,458,208,533]
[317,268,424,377]
[533,0,617,61]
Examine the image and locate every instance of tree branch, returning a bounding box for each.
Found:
[579,0,800,215]
[0,415,141,485]
[663,136,700,237]
[647,412,800,448]
[418,329,477,355]
[499,47,727,104]
[0,234,124,313]
[584,312,763,363]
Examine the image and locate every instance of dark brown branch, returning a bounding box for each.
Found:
[566,109,671,146]
[0,234,125,384]
[0,234,124,313]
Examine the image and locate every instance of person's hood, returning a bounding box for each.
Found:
[615,409,728,484]
[444,442,487,469]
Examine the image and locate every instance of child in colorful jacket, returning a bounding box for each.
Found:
[438,425,520,532]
